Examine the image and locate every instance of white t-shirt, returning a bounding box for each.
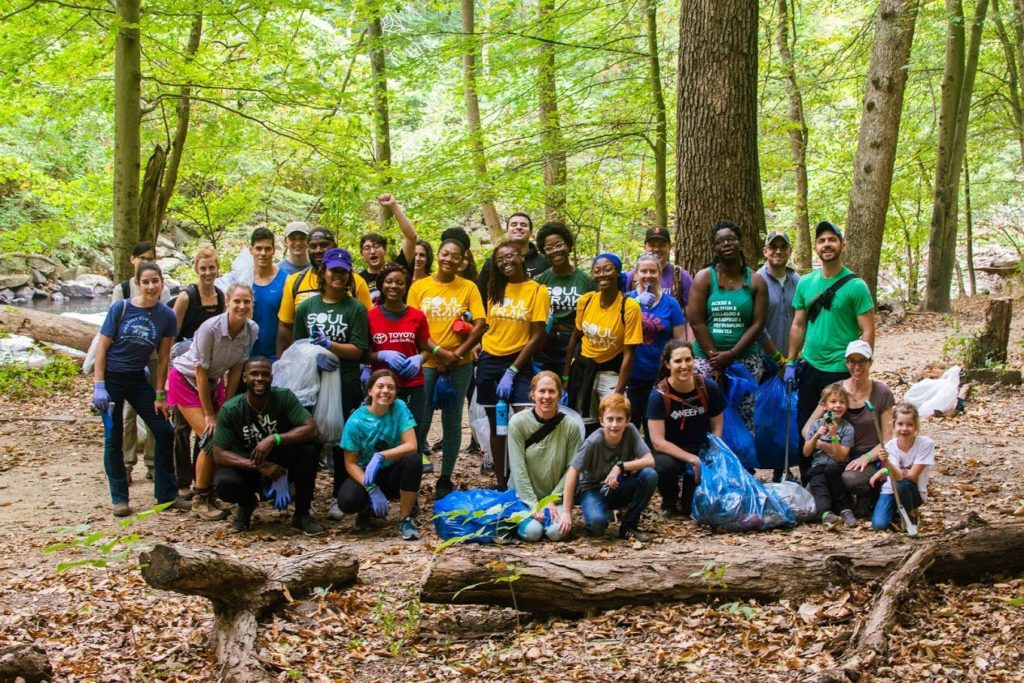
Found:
[882,435,935,501]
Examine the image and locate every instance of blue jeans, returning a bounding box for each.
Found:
[103,371,176,504]
[419,363,474,477]
[517,516,564,542]
[578,467,658,535]
[871,479,923,530]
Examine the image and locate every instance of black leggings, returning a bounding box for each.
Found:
[653,452,697,515]
[806,459,853,516]
[214,443,318,516]
[336,451,422,514]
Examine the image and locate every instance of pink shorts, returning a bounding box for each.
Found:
[167,367,226,409]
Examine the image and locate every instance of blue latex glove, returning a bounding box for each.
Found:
[360,364,372,392]
[783,362,797,390]
[265,474,292,511]
[433,373,456,409]
[559,389,569,406]
[367,485,389,518]
[316,353,339,372]
[92,382,110,414]
[496,367,517,400]
[311,329,332,349]
[376,350,408,372]
[399,354,424,379]
[363,452,384,487]
[637,284,656,307]
[143,365,150,381]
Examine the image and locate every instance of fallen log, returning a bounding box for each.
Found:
[420,519,1024,615]
[0,643,53,683]
[140,543,359,683]
[0,305,98,353]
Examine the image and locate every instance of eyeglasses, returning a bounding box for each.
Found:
[543,241,567,254]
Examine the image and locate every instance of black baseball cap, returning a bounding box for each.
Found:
[815,220,844,242]
[644,227,671,243]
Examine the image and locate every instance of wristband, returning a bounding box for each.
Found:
[366,483,378,493]
[772,351,783,362]
[155,390,167,400]
[273,433,281,445]
[880,468,889,477]
[508,365,519,375]
[561,375,569,382]
[432,345,442,355]
[830,437,840,444]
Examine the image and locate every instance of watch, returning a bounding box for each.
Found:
[615,460,626,471]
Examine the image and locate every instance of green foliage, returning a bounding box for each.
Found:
[43,502,172,572]
[689,561,729,591]
[0,355,79,399]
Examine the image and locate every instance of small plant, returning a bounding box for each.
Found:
[690,561,729,591]
[0,355,79,399]
[719,601,759,619]
[43,502,171,572]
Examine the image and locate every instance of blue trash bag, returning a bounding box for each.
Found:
[754,375,800,470]
[692,435,795,531]
[722,363,758,469]
[433,488,528,543]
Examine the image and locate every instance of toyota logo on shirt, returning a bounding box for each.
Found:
[374,331,416,344]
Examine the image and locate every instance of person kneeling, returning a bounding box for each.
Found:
[337,369,423,540]
[869,402,933,531]
[211,357,322,535]
[559,394,658,542]
[802,383,857,529]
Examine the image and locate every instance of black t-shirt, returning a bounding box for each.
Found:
[359,269,382,307]
[646,377,725,455]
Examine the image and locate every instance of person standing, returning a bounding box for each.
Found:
[360,194,418,304]
[786,220,875,478]
[624,227,693,316]
[250,227,287,362]
[475,213,549,297]
[757,231,800,362]
[278,221,310,277]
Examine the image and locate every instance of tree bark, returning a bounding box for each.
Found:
[644,0,668,229]
[675,0,764,272]
[775,0,812,272]
[421,519,1024,615]
[538,0,566,220]
[138,144,167,246]
[964,155,977,295]
[0,644,52,683]
[924,0,989,312]
[140,543,359,683]
[368,15,392,180]
[461,0,503,244]
[992,0,1024,165]
[0,306,99,353]
[113,0,142,282]
[966,297,1013,367]
[844,0,919,298]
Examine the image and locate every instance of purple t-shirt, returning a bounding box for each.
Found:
[100,300,177,373]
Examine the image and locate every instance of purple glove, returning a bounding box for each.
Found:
[783,362,797,390]
[360,364,371,391]
[399,354,424,379]
[367,485,389,518]
[376,350,408,372]
[496,367,517,401]
[637,284,656,307]
[92,382,110,414]
[316,353,339,372]
[311,329,332,349]
[363,452,384,487]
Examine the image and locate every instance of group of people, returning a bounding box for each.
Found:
[90,200,935,542]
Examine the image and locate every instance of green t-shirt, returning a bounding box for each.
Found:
[293,294,369,386]
[534,267,596,328]
[213,388,312,460]
[792,266,874,372]
[693,267,755,359]
[507,409,581,509]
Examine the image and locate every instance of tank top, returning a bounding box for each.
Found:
[177,284,225,341]
[694,266,754,358]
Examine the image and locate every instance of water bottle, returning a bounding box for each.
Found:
[495,399,509,436]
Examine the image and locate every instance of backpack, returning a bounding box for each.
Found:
[656,375,709,431]
[82,300,128,375]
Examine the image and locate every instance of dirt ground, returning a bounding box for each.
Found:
[1,298,1023,682]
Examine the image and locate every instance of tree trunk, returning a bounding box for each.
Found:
[924,0,989,312]
[138,144,167,246]
[420,519,1024,615]
[966,297,1013,367]
[644,0,668,229]
[0,306,99,353]
[113,0,142,282]
[140,543,359,683]
[538,0,566,220]
[992,0,1024,165]
[964,155,977,295]
[775,0,812,272]
[844,0,919,299]
[675,0,764,272]
[461,0,503,244]
[368,15,392,180]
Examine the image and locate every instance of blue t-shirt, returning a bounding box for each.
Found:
[628,291,685,382]
[252,268,288,361]
[339,399,417,469]
[277,259,307,277]
[100,300,177,373]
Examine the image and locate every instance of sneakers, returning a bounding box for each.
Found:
[292,514,324,536]
[821,511,841,529]
[399,516,420,541]
[619,526,651,543]
[111,502,131,517]
[232,504,254,532]
[435,475,454,500]
[327,501,345,521]
[193,493,230,522]
[165,496,192,512]
[354,511,372,532]
[840,509,858,528]
[429,440,443,453]
[421,453,434,474]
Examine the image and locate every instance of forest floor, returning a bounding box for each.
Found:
[1,296,1023,682]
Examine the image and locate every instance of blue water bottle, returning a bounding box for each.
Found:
[495,398,509,436]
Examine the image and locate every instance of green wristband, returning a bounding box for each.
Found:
[509,365,519,375]
[432,345,442,355]
[273,433,281,445]
[880,468,889,477]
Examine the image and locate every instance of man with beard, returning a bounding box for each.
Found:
[475,213,549,300]
[787,221,874,477]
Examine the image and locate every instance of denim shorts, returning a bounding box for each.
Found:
[475,351,533,406]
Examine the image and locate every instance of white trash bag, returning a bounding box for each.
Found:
[769,481,817,523]
[903,365,960,418]
[272,340,322,407]
[214,246,254,291]
[468,395,492,468]
[313,359,344,444]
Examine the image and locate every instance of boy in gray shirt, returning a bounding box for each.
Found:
[801,382,857,528]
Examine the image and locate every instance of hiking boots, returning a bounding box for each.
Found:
[619,526,651,543]
[821,511,841,529]
[232,504,254,532]
[435,475,454,501]
[354,511,372,532]
[327,500,345,521]
[399,516,420,541]
[111,502,131,518]
[421,453,434,474]
[292,514,324,536]
[840,509,858,528]
[193,492,230,521]
[165,496,192,512]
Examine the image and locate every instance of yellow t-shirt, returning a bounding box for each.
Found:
[482,280,550,357]
[278,269,372,324]
[408,276,486,367]
[575,291,643,364]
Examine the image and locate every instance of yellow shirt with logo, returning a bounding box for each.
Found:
[482,280,550,357]
[278,269,372,325]
[408,275,486,367]
[574,291,643,364]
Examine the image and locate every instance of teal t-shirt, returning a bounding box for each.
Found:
[213,388,312,459]
[293,294,369,387]
[534,267,596,328]
[693,267,755,359]
[339,399,417,469]
[792,266,874,372]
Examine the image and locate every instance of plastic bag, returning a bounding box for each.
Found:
[558,405,586,442]
[433,488,528,543]
[214,247,254,291]
[722,363,758,469]
[754,375,800,470]
[468,395,493,468]
[769,481,817,523]
[272,340,323,406]
[433,372,456,410]
[904,365,960,418]
[691,435,795,531]
[313,358,344,444]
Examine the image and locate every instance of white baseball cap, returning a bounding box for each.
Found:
[844,339,873,359]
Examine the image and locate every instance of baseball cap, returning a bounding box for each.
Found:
[815,220,844,242]
[764,230,791,247]
[844,339,873,360]
[284,221,310,237]
[645,227,671,243]
[322,247,353,272]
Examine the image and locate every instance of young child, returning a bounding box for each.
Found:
[560,394,658,542]
[869,402,934,531]
[802,383,857,528]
